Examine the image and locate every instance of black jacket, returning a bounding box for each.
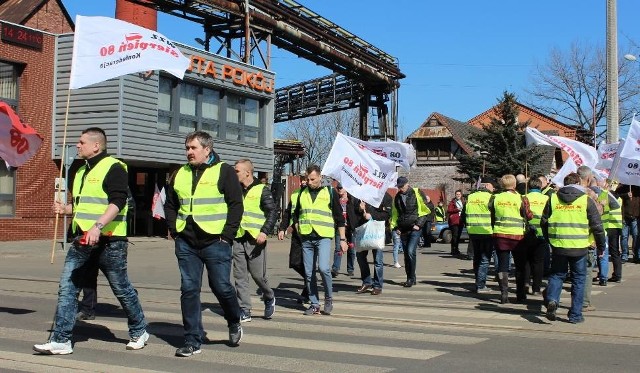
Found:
[242,177,278,237]
[164,151,244,249]
[541,185,606,256]
[348,193,392,230]
[393,188,428,232]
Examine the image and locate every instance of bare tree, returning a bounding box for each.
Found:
[526,41,640,145]
[277,109,359,170]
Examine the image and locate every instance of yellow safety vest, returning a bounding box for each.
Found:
[173,163,228,234]
[237,184,266,238]
[548,194,590,249]
[298,186,335,238]
[602,196,623,230]
[72,157,128,236]
[289,188,302,226]
[390,188,430,228]
[492,192,525,235]
[465,190,493,235]
[526,192,550,237]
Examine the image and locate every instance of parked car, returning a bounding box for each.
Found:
[430,222,468,243]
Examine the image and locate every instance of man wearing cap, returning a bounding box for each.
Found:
[390,177,430,287]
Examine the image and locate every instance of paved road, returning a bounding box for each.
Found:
[0,237,639,372]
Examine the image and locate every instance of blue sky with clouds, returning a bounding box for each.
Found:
[63,0,639,139]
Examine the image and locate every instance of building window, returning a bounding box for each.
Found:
[0,61,18,107]
[159,76,263,145]
[0,163,15,216]
[415,139,452,160]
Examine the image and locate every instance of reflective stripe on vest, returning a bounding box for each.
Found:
[174,163,228,234]
[526,192,550,237]
[465,191,492,235]
[72,157,128,236]
[548,194,590,248]
[298,186,335,238]
[603,197,623,229]
[237,184,266,238]
[492,192,525,235]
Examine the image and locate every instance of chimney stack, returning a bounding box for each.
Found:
[115,0,157,30]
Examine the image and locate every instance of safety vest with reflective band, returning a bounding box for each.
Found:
[173,163,227,234]
[465,191,493,235]
[602,196,623,230]
[526,192,550,237]
[541,185,554,195]
[298,186,335,238]
[289,188,302,226]
[236,184,266,238]
[492,192,526,235]
[548,194,590,249]
[435,206,446,222]
[72,157,128,236]
[390,188,431,228]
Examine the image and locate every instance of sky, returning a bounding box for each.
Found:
[62,0,639,139]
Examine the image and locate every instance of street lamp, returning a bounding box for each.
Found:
[480,151,489,177]
[624,54,638,62]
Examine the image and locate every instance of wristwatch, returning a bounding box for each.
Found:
[340,238,347,242]
[93,222,105,230]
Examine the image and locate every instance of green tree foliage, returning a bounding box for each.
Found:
[457,92,544,182]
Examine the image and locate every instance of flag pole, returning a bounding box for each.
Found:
[51,89,72,264]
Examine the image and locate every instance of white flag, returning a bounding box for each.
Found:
[346,136,417,170]
[70,16,190,89]
[524,127,599,169]
[322,133,398,207]
[619,116,640,160]
[551,158,577,187]
[151,184,166,220]
[596,142,620,171]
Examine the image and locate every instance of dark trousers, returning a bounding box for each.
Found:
[450,225,462,254]
[608,228,622,280]
[422,221,432,248]
[498,245,529,298]
[78,256,99,316]
[527,237,547,293]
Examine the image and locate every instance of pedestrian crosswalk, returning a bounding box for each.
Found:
[0,267,633,372]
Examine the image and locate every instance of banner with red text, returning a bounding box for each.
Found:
[151,183,166,220]
[524,127,598,169]
[346,135,417,170]
[322,133,398,207]
[69,16,190,89]
[0,101,43,167]
[619,116,640,161]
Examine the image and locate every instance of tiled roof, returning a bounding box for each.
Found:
[0,0,73,28]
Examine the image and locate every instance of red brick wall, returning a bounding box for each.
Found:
[0,33,62,241]
[23,0,73,34]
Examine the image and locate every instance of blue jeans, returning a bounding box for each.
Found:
[621,217,637,261]
[392,230,403,264]
[356,249,384,288]
[175,238,240,349]
[400,230,421,283]
[597,242,609,281]
[302,237,333,306]
[471,235,493,290]
[51,241,146,343]
[332,234,355,274]
[545,253,587,323]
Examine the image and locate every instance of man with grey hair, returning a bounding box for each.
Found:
[233,158,278,322]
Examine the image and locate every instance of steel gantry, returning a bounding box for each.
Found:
[129,0,405,140]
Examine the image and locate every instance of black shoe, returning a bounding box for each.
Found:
[331,270,338,278]
[599,279,607,286]
[546,301,557,321]
[228,323,242,346]
[347,271,354,277]
[401,281,414,288]
[76,312,95,321]
[175,345,201,357]
[608,277,621,283]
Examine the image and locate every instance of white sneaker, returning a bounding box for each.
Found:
[33,340,73,355]
[126,331,149,350]
[393,262,402,268]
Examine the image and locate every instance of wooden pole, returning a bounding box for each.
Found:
[51,90,72,264]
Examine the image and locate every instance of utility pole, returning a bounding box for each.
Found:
[606,0,619,143]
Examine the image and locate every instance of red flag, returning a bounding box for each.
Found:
[0,101,43,167]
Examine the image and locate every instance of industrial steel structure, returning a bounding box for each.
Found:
[130,0,405,140]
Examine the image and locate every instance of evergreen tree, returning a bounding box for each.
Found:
[457,91,544,182]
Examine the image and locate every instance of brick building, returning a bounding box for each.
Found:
[403,102,579,201]
[0,0,73,240]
